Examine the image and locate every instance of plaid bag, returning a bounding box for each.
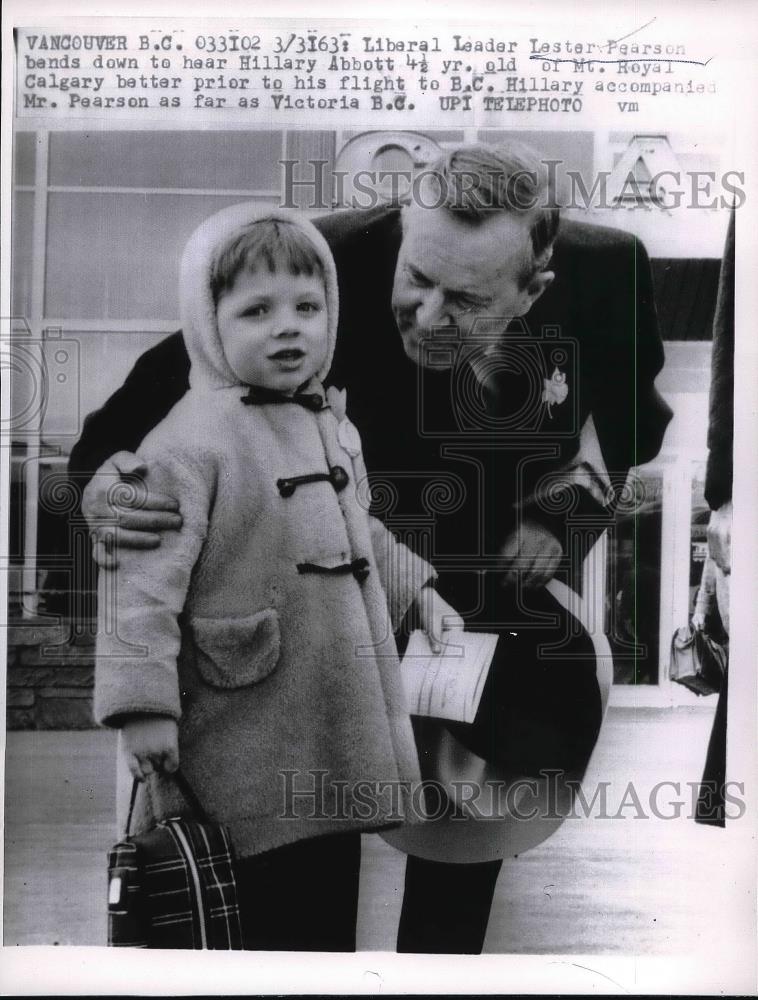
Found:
[107,771,243,949]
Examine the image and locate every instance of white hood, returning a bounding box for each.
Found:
[179,203,339,391]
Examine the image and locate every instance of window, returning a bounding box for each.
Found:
[9,128,335,617]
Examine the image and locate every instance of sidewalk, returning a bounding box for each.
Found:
[3,729,409,949]
[4,729,115,946]
[3,707,741,953]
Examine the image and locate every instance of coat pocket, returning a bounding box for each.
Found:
[190,610,281,688]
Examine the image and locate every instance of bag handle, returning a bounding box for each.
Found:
[124,768,209,838]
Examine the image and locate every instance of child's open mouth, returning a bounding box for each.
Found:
[270,349,305,363]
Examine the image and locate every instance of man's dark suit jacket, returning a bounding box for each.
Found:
[70,205,672,613]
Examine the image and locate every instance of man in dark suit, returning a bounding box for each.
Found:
[70,142,672,953]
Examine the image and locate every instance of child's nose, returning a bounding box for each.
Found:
[274,307,301,337]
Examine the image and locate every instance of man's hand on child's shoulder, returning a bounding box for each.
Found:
[121,715,180,781]
[82,450,183,569]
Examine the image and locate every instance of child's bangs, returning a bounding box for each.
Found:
[212,220,324,300]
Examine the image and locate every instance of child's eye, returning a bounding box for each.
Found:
[298,301,321,313]
[243,304,267,317]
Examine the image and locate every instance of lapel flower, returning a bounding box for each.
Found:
[542,367,569,417]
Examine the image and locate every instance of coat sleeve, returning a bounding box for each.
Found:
[588,234,673,493]
[694,556,718,618]
[519,233,673,544]
[94,445,213,728]
[337,395,438,629]
[705,211,735,511]
[368,517,436,631]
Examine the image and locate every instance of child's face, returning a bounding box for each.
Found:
[216,266,329,393]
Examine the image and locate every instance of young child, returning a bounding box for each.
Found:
[95,203,461,951]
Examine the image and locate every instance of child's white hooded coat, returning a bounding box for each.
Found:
[95,204,430,855]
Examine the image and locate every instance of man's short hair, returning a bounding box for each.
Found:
[211,219,325,303]
[420,142,560,288]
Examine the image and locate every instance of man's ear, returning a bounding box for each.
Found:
[517,269,554,315]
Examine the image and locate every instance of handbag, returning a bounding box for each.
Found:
[669,624,728,696]
[107,769,243,949]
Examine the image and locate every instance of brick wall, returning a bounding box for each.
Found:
[6,619,95,730]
